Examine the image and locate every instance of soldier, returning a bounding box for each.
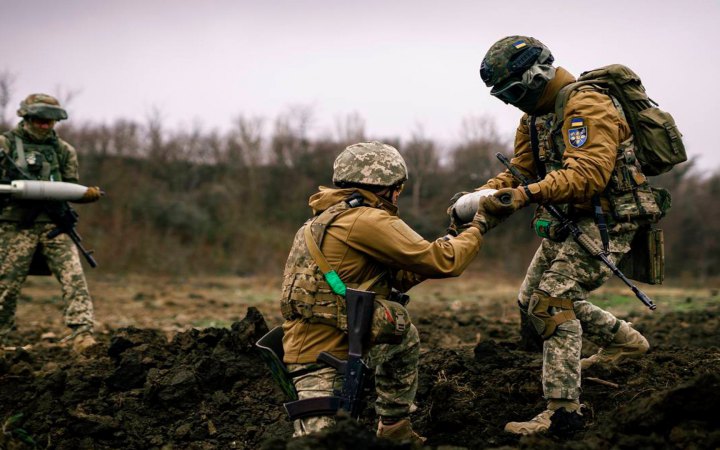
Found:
[0,94,102,353]
[281,141,513,444]
[473,37,651,434]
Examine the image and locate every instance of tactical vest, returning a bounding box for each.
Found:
[280,200,390,331]
[1,131,65,222]
[529,87,662,227]
[2,131,64,182]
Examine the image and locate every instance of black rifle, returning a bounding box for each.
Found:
[496,152,656,310]
[0,150,98,268]
[283,287,375,420]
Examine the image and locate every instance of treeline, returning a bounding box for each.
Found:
[2,110,717,282]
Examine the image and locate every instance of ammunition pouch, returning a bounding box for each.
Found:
[607,140,663,223]
[617,226,665,285]
[527,291,576,340]
[532,206,569,242]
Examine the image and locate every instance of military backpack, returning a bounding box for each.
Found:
[556,64,686,176]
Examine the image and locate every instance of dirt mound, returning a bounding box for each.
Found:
[1,304,719,449]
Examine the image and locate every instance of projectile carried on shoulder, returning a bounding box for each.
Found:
[0,180,92,201]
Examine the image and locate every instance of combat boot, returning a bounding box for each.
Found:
[377,418,426,446]
[61,325,97,354]
[581,321,649,370]
[504,399,584,435]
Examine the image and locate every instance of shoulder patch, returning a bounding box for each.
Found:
[567,117,588,148]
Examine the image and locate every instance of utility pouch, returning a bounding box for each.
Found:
[617,227,664,285]
[532,206,569,242]
[607,141,662,223]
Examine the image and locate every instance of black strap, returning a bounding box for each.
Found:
[529,116,547,179]
[592,194,610,254]
[284,396,343,420]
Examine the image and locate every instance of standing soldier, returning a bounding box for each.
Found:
[473,37,652,434]
[280,141,513,444]
[0,94,102,353]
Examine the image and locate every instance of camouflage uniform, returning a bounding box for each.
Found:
[282,142,487,436]
[0,97,95,341]
[478,38,652,409]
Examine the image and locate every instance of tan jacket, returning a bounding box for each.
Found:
[283,187,483,363]
[481,67,632,211]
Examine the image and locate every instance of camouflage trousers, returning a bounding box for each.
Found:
[288,300,419,437]
[0,222,94,339]
[518,218,636,401]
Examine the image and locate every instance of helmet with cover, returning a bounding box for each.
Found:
[17,93,68,121]
[333,141,408,188]
[480,36,555,113]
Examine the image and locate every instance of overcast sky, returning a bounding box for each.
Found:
[1,0,717,168]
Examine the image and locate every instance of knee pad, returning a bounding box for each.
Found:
[527,290,576,339]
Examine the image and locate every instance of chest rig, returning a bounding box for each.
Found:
[280,196,390,331]
[2,132,63,182]
[528,88,662,243]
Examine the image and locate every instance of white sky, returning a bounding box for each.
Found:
[1,0,718,168]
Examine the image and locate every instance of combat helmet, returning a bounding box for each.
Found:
[333,141,408,187]
[17,93,68,121]
[479,36,555,111]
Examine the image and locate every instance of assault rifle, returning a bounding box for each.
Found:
[496,152,656,310]
[257,288,375,420]
[0,151,99,268]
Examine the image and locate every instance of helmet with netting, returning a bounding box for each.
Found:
[17,93,68,121]
[479,36,554,88]
[333,141,408,187]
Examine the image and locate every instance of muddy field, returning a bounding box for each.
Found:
[0,275,718,449]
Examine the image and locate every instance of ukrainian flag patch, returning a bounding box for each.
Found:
[570,117,584,127]
[513,40,527,49]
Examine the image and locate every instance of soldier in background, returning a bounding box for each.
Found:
[281,141,513,444]
[473,37,651,434]
[0,94,102,354]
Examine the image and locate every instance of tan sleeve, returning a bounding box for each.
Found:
[339,208,483,279]
[480,115,538,190]
[533,90,625,204]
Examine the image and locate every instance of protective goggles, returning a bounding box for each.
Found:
[490,63,556,104]
[490,78,528,104]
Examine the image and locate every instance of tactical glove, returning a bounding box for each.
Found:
[468,194,516,234]
[494,187,531,211]
[75,186,104,203]
[446,191,470,236]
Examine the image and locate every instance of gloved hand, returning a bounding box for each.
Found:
[494,187,531,211]
[468,193,517,234]
[446,191,470,236]
[75,186,104,203]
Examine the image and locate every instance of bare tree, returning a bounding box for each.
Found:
[271,104,315,167]
[0,70,16,128]
[403,124,439,215]
[334,111,366,144]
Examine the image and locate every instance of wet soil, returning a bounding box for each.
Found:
[1,297,718,449]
